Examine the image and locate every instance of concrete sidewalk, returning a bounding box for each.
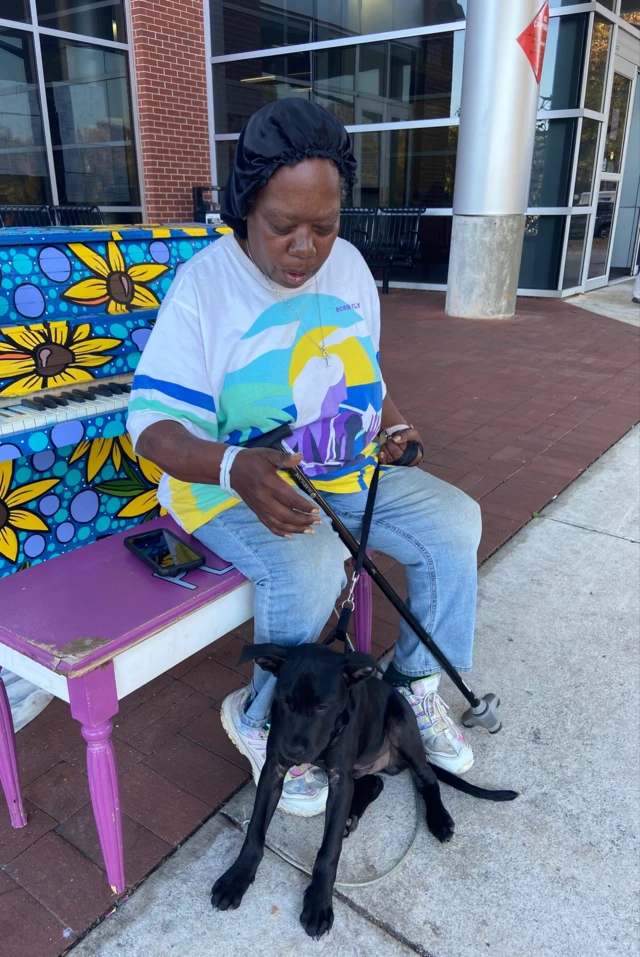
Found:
[72,425,639,957]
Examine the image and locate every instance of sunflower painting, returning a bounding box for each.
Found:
[69,431,136,483]
[0,460,59,563]
[0,322,122,398]
[62,242,169,315]
[95,452,166,522]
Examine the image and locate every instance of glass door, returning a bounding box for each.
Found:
[609,70,640,280]
[585,67,634,288]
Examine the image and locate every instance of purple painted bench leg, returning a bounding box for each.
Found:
[68,662,123,895]
[0,668,27,828]
[353,561,373,654]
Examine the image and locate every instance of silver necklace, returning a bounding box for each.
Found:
[245,240,332,366]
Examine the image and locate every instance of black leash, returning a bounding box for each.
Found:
[323,462,381,654]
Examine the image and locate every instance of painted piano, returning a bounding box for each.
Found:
[0,223,227,578]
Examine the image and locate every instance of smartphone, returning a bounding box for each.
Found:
[124,528,205,577]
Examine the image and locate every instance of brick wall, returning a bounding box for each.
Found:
[129,0,212,222]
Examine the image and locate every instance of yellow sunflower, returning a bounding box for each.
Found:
[69,432,136,483]
[117,455,167,520]
[62,242,169,315]
[0,322,121,397]
[0,460,59,562]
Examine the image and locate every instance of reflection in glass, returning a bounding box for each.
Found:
[214,34,464,134]
[386,216,453,285]
[316,0,466,42]
[348,126,458,209]
[215,141,236,191]
[36,0,126,43]
[584,17,612,113]
[41,36,139,206]
[528,119,576,207]
[213,52,312,136]
[210,1,467,56]
[604,74,631,175]
[573,118,600,206]
[563,215,588,288]
[620,1,640,28]
[0,27,51,204]
[2,1,31,22]
[349,127,457,208]
[538,14,587,112]
[519,216,564,289]
[588,181,617,278]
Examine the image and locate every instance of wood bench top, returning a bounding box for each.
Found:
[0,517,247,677]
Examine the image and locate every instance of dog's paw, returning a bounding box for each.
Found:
[344,814,360,837]
[211,867,254,911]
[300,887,334,938]
[427,805,455,843]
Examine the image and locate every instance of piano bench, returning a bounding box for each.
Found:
[0,516,372,894]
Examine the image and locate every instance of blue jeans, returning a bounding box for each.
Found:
[193,467,481,728]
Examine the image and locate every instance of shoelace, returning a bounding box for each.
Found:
[407,688,453,738]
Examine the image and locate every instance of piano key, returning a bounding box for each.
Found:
[61,391,86,403]
[20,399,46,411]
[87,384,115,397]
[40,395,58,409]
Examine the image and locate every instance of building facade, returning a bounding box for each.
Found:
[1,0,639,296]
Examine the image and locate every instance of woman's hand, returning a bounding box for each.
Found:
[379,426,424,467]
[230,449,320,537]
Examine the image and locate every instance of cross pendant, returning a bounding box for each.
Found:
[321,348,331,365]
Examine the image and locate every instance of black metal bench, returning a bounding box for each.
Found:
[339,207,425,293]
[0,204,104,228]
[0,205,53,227]
[52,205,104,226]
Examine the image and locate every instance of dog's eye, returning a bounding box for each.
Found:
[316,703,330,713]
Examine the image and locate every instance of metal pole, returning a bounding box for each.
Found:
[446,0,549,318]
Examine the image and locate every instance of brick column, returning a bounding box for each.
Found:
[129,0,212,223]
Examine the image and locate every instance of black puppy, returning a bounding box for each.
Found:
[212,643,517,938]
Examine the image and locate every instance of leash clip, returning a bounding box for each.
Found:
[342,572,360,610]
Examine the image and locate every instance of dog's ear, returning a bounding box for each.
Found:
[342,652,377,687]
[238,643,289,675]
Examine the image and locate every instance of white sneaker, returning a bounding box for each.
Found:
[399,674,474,774]
[220,687,328,817]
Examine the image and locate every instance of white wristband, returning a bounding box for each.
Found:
[384,423,411,437]
[219,445,244,496]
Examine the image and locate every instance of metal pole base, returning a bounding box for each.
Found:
[461,693,502,734]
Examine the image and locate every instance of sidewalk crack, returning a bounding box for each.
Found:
[540,515,639,543]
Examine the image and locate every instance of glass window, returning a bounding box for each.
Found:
[2,1,31,22]
[213,34,464,134]
[382,215,452,285]
[620,2,640,27]
[35,0,126,43]
[588,180,617,278]
[40,36,139,206]
[211,1,313,57]
[0,27,51,205]
[316,0,466,43]
[102,211,142,225]
[603,74,631,175]
[215,140,236,191]
[584,16,612,113]
[213,52,312,136]
[528,119,576,207]
[349,127,457,208]
[519,216,564,289]
[563,215,588,288]
[210,1,467,57]
[573,118,600,206]
[538,15,588,112]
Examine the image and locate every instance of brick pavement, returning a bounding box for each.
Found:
[1,292,638,956]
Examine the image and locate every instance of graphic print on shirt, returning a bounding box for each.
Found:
[216,293,383,482]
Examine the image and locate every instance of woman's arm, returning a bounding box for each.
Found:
[136,420,319,537]
[378,394,424,466]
